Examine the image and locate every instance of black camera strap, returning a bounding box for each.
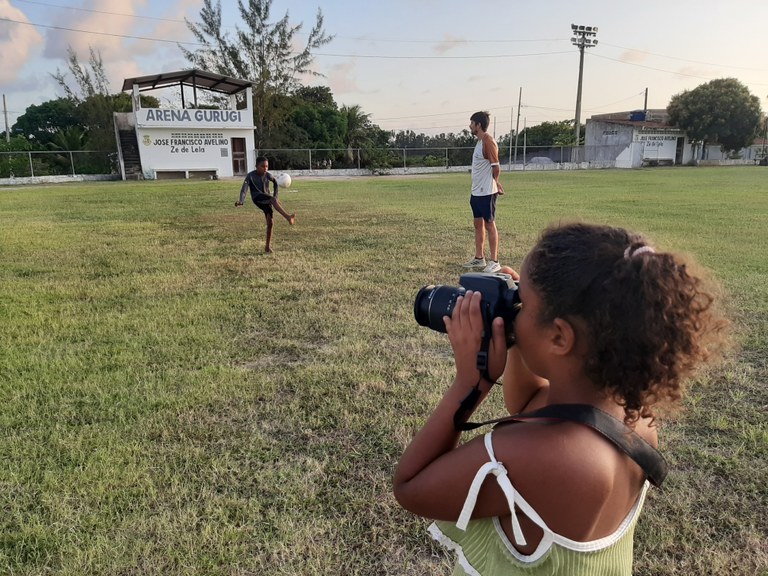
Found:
[452,337,495,430]
[475,337,493,383]
[454,403,668,488]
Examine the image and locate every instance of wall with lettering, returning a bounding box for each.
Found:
[136,127,254,177]
[635,134,679,161]
[136,108,252,129]
[586,121,634,147]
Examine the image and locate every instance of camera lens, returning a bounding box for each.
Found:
[414,284,465,333]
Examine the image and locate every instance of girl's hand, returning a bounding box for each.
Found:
[444,291,508,383]
[499,265,519,280]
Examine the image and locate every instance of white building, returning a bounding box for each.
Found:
[114,69,255,180]
[585,109,694,168]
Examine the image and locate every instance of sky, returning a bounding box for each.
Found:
[1,0,767,137]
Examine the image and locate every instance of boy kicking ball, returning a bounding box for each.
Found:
[235,156,295,253]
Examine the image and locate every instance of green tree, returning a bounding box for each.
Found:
[290,105,344,149]
[340,104,376,163]
[294,86,337,108]
[73,93,158,151]
[519,120,582,147]
[182,0,333,147]
[668,78,762,154]
[429,131,476,148]
[48,46,161,152]
[12,98,79,147]
[51,46,110,102]
[0,135,34,177]
[48,126,87,151]
[392,130,429,148]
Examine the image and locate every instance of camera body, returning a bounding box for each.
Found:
[414,272,521,347]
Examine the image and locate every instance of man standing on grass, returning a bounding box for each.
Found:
[235,156,295,254]
[463,111,504,273]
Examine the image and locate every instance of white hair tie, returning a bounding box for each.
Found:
[624,245,656,259]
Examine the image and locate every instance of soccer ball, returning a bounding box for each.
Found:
[277,173,292,188]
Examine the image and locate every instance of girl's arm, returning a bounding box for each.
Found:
[394,291,509,520]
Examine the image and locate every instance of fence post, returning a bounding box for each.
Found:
[309,149,312,172]
[70,152,75,176]
[28,152,34,178]
[402,148,406,170]
[357,148,361,170]
[445,147,448,169]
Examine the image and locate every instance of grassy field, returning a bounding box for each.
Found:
[1,167,766,575]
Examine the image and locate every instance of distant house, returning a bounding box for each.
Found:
[585,109,765,168]
[585,109,691,168]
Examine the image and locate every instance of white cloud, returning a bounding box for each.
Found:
[36,0,203,93]
[326,60,361,95]
[433,34,466,55]
[618,49,647,64]
[0,0,44,83]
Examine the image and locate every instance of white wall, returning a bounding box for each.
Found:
[636,133,678,162]
[136,126,253,178]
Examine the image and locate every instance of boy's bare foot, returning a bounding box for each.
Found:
[265,247,273,254]
[288,213,296,225]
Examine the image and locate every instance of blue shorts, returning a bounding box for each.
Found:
[470,194,497,222]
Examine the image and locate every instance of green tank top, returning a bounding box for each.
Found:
[430,431,649,576]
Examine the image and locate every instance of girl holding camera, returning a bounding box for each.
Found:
[394,222,728,575]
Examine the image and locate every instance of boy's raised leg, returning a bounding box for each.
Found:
[270,198,296,225]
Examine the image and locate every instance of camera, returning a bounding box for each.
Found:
[414,272,521,347]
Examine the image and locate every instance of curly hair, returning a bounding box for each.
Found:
[524,222,729,423]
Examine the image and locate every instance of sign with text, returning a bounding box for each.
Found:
[636,134,679,160]
[136,108,253,129]
[136,127,252,175]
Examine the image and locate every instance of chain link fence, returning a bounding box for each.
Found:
[3,143,764,181]
[0,150,117,179]
[255,145,599,171]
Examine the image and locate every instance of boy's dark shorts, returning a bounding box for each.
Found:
[253,194,274,216]
[470,193,497,222]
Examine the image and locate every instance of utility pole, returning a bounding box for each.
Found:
[570,24,598,154]
[3,95,9,143]
[514,87,522,165]
[508,107,513,169]
[643,88,648,115]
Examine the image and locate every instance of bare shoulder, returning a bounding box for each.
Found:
[490,418,652,539]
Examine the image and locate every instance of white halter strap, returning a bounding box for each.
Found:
[455,432,550,547]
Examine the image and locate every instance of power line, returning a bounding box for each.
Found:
[601,42,768,73]
[315,50,571,60]
[1,16,200,45]
[591,52,768,86]
[13,0,565,46]
[7,11,766,79]
[12,0,190,25]
[7,2,768,78]
[2,17,574,60]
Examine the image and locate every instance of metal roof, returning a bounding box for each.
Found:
[121,69,252,95]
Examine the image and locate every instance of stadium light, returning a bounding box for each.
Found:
[570,23,599,156]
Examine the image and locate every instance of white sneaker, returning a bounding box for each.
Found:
[462,257,486,268]
[483,261,501,273]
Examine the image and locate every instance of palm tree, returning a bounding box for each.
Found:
[48,126,87,151]
[340,104,371,164]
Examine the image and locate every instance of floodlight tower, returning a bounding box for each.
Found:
[570,24,598,151]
